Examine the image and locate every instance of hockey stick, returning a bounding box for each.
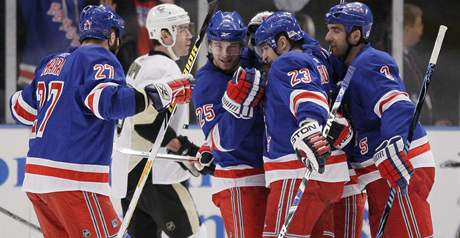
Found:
[375,25,447,238]
[115,1,218,237]
[0,206,41,233]
[278,65,356,238]
[117,147,198,162]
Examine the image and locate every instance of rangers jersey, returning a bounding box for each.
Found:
[263,50,348,185]
[343,44,435,187]
[193,58,265,193]
[10,45,138,195]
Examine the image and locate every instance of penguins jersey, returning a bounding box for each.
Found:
[10,45,137,195]
[193,59,265,193]
[263,50,348,186]
[112,51,190,199]
[344,45,435,187]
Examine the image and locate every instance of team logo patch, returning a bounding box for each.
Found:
[111,219,119,228]
[83,20,92,30]
[82,228,91,237]
[165,221,176,231]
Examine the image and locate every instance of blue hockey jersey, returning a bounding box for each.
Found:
[263,50,349,185]
[10,45,138,195]
[343,45,435,186]
[193,58,266,192]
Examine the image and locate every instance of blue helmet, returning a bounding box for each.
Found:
[79,5,125,41]
[254,11,305,50]
[207,11,247,42]
[325,2,373,39]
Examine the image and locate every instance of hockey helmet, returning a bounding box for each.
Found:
[248,11,273,34]
[325,2,373,40]
[146,4,190,42]
[146,3,190,60]
[207,11,247,43]
[79,5,124,41]
[254,11,305,50]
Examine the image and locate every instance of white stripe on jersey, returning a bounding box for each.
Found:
[84,82,119,119]
[373,90,411,118]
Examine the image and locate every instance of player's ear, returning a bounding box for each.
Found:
[349,29,362,45]
[277,35,289,53]
[108,30,117,46]
[160,29,174,46]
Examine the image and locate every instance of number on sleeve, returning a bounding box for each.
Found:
[289,68,312,87]
[195,104,215,127]
[93,64,115,80]
[380,65,395,81]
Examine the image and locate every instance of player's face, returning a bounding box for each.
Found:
[325,24,349,58]
[173,23,194,57]
[210,41,241,72]
[257,43,278,65]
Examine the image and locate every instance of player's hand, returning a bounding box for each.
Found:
[291,120,331,174]
[326,115,353,150]
[222,67,265,119]
[373,135,414,194]
[193,143,215,175]
[167,136,201,177]
[144,75,192,111]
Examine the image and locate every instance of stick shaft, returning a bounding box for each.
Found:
[376,25,447,238]
[0,206,41,232]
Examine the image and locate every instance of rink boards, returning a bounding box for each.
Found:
[0,125,459,238]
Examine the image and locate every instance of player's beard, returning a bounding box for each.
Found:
[109,38,120,55]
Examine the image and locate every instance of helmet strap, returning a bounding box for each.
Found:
[159,30,180,61]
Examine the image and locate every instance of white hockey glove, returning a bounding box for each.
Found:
[326,115,353,150]
[141,75,193,112]
[291,120,331,174]
[222,67,265,119]
[193,143,215,175]
[373,135,414,194]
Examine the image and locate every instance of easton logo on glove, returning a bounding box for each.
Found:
[373,135,414,193]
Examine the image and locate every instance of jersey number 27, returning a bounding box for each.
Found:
[32,81,64,138]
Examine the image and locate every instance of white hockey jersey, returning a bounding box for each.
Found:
[111,51,190,198]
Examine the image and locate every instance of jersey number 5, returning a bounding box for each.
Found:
[33,81,64,138]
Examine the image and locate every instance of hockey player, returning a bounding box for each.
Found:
[254,12,349,237]
[9,5,191,238]
[325,2,435,237]
[301,23,367,238]
[192,10,268,237]
[112,3,207,237]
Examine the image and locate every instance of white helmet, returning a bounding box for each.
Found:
[146,3,190,60]
[248,11,273,32]
[247,11,273,50]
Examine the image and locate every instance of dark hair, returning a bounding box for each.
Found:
[276,32,304,50]
[404,3,423,27]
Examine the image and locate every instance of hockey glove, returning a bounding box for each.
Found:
[222,67,264,119]
[291,120,331,174]
[144,75,192,112]
[193,143,215,175]
[167,136,201,177]
[326,115,353,150]
[373,135,414,194]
